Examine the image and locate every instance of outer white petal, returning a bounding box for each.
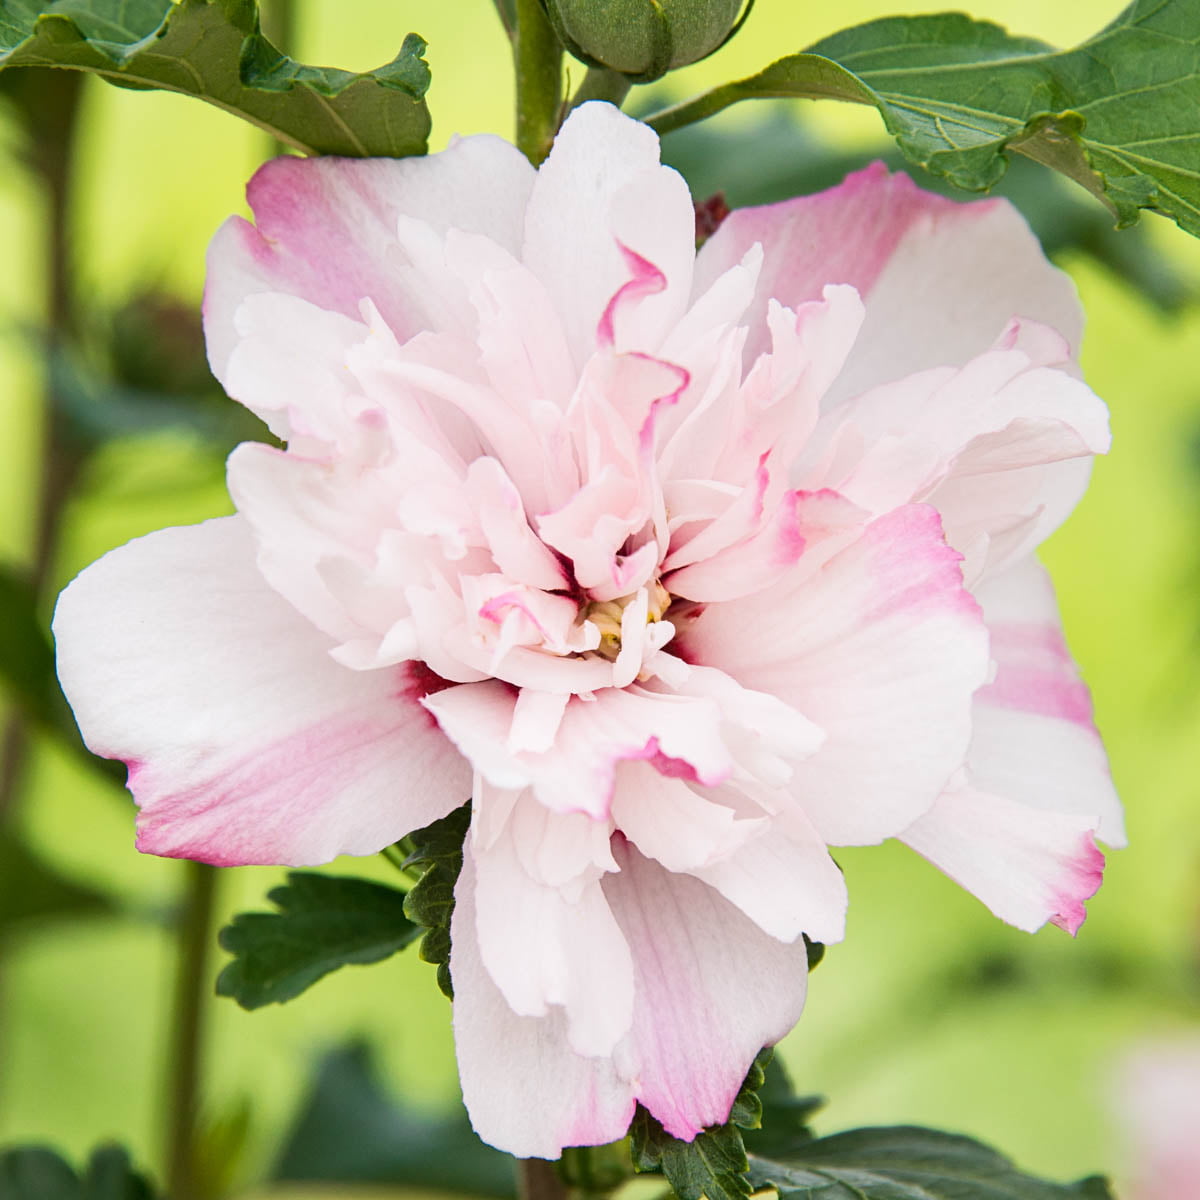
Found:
[898,556,1119,933]
[204,136,535,381]
[451,855,636,1159]
[53,517,468,865]
[603,839,811,1141]
[900,784,1104,934]
[970,558,1125,844]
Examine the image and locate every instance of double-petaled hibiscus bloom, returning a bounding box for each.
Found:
[54,103,1123,1158]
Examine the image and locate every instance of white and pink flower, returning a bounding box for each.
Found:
[53,103,1123,1158]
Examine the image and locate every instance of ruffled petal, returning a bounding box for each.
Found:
[610,765,766,873]
[696,163,1082,394]
[688,795,849,945]
[204,137,535,380]
[602,838,811,1140]
[798,329,1110,581]
[683,504,989,845]
[451,855,636,1159]
[53,517,468,865]
[425,681,735,819]
[523,102,694,365]
[470,794,632,1057]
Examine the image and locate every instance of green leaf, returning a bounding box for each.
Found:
[397,801,471,999]
[631,1109,750,1200]
[0,0,430,157]
[646,0,1200,236]
[272,1040,514,1194]
[216,872,421,1009]
[0,829,113,937]
[742,1054,823,1161]
[631,1049,773,1200]
[0,1144,156,1199]
[747,1126,1115,1200]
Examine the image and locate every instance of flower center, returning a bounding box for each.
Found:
[584,580,672,662]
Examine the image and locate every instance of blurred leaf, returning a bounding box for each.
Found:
[272,1041,514,1195]
[0,562,126,780]
[659,113,1194,313]
[0,828,112,936]
[398,801,471,999]
[631,1049,772,1200]
[0,0,430,157]
[192,1097,254,1200]
[0,1144,156,1199]
[0,564,59,730]
[50,337,267,454]
[647,1,1200,237]
[216,872,420,1010]
[747,1127,1114,1199]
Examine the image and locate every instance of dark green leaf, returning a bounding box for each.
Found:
[659,111,1194,312]
[80,1147,157,1200]
[0,0,430,157]
[398,801,471,999]
[647,0,1200,236]
[272,1041,514,1195]
[0,1147,78,1200]
[216,871,421,1009]
[631,1108,750,1200]
[742,1054,823,1161]
[631,1049,773,1200]
[748,1126,1115,1200]
[0,829,113,937]
[0,1144,156,1200]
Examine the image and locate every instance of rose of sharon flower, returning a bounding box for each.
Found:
[54,103,1124,1158]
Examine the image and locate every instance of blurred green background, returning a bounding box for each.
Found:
[1,0,1198,1195]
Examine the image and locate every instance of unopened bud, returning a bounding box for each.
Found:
[544,0,747,81]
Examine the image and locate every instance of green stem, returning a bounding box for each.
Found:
[164,861,219,1200]
[568,67,632,113]
[514,0,564,165]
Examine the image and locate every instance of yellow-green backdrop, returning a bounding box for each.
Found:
[1,1,1198,1194]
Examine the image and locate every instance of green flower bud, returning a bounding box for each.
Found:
[544,0,748,82]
